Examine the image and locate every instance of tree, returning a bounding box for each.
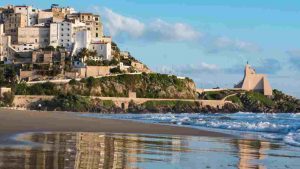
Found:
[0,68,4,86]
[15,82,28,95]
[4,66,17,83]
[77,48,90,61]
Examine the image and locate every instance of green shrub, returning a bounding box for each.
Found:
[48,94,91,112]
[15,82,28,95]
[15,82,59,95]
[204,91,225,100]
[69,79,78,85]
[101,100,115,108]
[246,92,274,107]
[227,95,243,107]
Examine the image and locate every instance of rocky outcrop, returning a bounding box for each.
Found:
[225,90,300,113]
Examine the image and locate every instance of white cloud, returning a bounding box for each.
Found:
[99,8,260,53]
[103,8,145,38]
[207,36,261,53]
[147,19,201,41]
[156,62,219,76]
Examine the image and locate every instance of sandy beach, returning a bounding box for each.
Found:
[0,108,229,141]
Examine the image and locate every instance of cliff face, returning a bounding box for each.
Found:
[58,73,197,99]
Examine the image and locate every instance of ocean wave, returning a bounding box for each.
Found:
[81,112,300,147]
[284,131,300,147]
[196,121,292,133]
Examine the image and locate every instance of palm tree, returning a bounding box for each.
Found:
[77,48,89,62]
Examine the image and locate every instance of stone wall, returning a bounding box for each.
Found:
[13,95,54,108]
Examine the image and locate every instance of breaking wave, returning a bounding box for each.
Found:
[82,112,300,147]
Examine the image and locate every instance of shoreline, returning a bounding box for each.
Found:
[0,108,230,144]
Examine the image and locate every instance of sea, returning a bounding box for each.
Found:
[0,112,299,169]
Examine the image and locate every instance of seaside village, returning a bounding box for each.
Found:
[0,4,275,110]
[0,4,151,82]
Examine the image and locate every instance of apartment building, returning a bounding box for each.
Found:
[13,5,38,26]
[50,21,74,50]
[37,11,53,24]
[17,26,50,48]
[66,13,103,41]
[4,13,27,43]
[89,42,112,60]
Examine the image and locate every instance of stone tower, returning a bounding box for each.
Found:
[235,64,273,96]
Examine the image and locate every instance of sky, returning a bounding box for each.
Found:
[1,0,300,98]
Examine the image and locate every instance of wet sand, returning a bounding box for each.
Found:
[0,108,229,142]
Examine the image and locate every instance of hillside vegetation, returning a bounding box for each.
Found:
[15,73,197,99]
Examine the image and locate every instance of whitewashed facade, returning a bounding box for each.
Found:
[89,42,112,60]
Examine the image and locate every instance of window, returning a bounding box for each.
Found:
[96,28,98,31]
[61,29,64,31]
[61,40,63,42]
[95,17,99,21]
[96,33,98,37]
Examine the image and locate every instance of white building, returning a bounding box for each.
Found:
[50,22,74,50]
[14,5,39,26]
[50,20,88,52]
[89,42,112,60]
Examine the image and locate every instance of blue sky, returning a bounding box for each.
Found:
[2,0,300,97]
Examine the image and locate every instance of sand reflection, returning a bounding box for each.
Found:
[0,132,189,169]
[0,132,297,169]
